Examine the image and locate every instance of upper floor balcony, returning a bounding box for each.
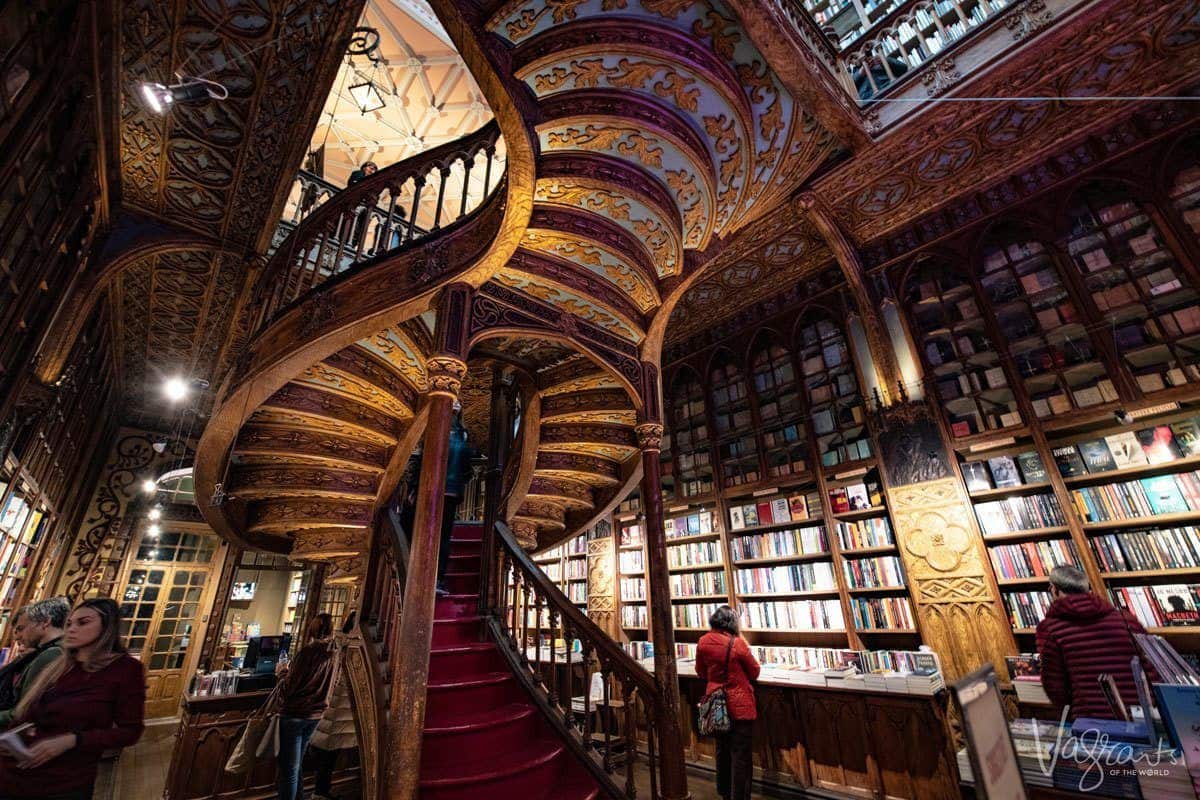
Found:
[786,0,1089,130]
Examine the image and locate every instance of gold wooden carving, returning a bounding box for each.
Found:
[587,536,618,637]
[887,477,1015,681]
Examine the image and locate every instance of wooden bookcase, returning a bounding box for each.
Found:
[532,532,590,613]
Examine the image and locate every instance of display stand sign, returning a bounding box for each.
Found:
[951,663,1028,800]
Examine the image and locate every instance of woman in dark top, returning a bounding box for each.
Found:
[695,605,760,800]
[0,597,146,800]
[276,613,335,800]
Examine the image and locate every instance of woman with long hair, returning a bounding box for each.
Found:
[275,613,336,800]
[0,598,145,800]
[695,605,760,800]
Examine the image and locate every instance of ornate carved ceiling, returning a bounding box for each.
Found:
[108,0,360,425]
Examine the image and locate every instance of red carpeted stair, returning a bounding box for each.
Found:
[420,522,602,800]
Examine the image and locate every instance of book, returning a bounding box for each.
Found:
[961,461,992,492]
[770,497,791,524]
[1151,585,1200,626]
[1170,419,1200,457]
[1106,432,1149,469]
[1141,475,1190,515]
[1077,438,1118,473]
[987,456,1022,488]
[730,506,745,531]
[788,494,809,520]
[686,514,701,535]
[1137,426,1182,464]
[829,488,850,514]
[756,502,774,526]
[845,483,871,511]
[699,511,713,535]
[1017,452,1048,484]
[0,723,32,760]
[1005,654,1041,678]
[743,504,759,527]
[1052,446,1087,477]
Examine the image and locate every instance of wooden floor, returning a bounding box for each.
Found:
[111,717,177,799]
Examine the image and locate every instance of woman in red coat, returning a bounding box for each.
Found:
[0,598,145,800]
[695,605,760,800]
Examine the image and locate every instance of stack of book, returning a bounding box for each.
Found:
[669,570,727,597]
[666,540,722,569]
[620,604,647,628]
[1091,526,1200,571]
[619,523,643,548]
[619,577,645,601]
[730,526,827,560]
[735,562,836,594]
[672,602,723,629]
[1071,471,1200,522]
[622,640,653,659]
[567,582,586,604]
[619,550,644,574]
[728,493,815,529]
[1003,590,1053,628]
[842,555,906,588]
[1005,654,1051,704]
[988,540,1081,579]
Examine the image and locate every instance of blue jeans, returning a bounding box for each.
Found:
[276,716,319,800]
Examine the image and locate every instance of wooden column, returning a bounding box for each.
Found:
[637,362,691,800]
[387,286,471,800]
[794,190,903,403]
[480,364,514,618]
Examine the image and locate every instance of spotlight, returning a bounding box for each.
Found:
[141,478,158,494]
[147,523,161,537]
[140,76,228,115]
[148,549,158,559]
[148,507,162,521]
[1114,408,1134,426]
[152,441,169,454]
[164,376,189,403]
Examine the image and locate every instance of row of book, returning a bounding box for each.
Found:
[567,535,587,555]
[620,577,646,601]
[850,596,915,630]
[567,583,586,604]
[1090,526,1200,572]
[672,602,723,629]
[618,522,643,548]
[842,556,905,589]
[1053,420,1200,477]
[1111,584,1200,628]
[666,540,723,569]
[1003,590,1053,629]
[619,550,644,575]
[729,526,828,561]
[728,493,815,530]
[542,564,561,581]
[1070,471,1200,523]
[828,480,884,514]
[987,539,1081,580]
[734,563,836,595]
[670,570,727,597]
[975,494,1066,535]
[621,605,647,628]
[741,599,845,631]
[961,451,1047,492]
[835,517,894,551]
[565,559,586,580]
[665,510,717,539]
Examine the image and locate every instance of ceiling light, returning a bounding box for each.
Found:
[349,81,386,113]
[147,523,161,537]
[142,478,158,494]
[140,77,228,115]
[148,550,158,559]
[164,376,189,403]
[148,507,162,521]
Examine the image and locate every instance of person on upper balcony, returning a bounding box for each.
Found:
[436,402,474,596]
[346,161,377,186]
[1036,565,1153,719]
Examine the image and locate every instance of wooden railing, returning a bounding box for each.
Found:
[250,120,504,333]
[489,521,667,799]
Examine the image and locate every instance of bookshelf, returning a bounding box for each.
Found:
[711,352,761,489]
[751,338,810,481]
[799,312,874,469]
[532,533,590,611]
[904,259,1021,436]
[669,371,714,499]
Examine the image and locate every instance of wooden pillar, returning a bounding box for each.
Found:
[637,362,691,800]
[480,364,514,618]
[387,286,471,800]
[794,190,903,403]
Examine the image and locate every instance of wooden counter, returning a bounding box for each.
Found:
[163,689,360,799]
[674,673,962,800]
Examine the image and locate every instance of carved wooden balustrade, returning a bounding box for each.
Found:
[250,120,504,333]
[490,520,667,800]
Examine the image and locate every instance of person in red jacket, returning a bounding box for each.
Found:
[695,605,760,800]
[0,597,145,800]
[1035,565,1148,719]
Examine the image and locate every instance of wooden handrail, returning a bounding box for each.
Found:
[492,520,666,798]
[250,120,504,334]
